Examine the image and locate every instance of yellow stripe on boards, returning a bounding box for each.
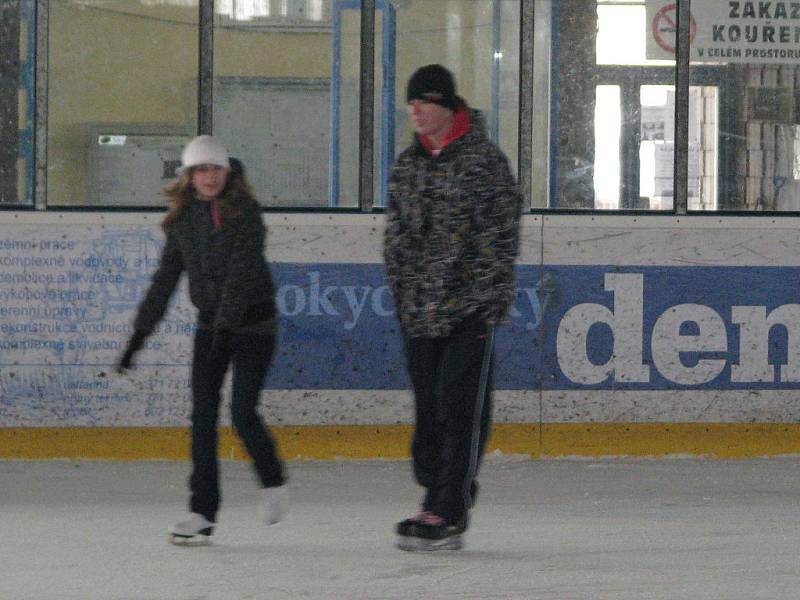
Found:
[0,426,415,461]
[539,423,800,458]
[2,424,800,460]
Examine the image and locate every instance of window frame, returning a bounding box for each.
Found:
[595,64,738,211]
[14,0,779,216]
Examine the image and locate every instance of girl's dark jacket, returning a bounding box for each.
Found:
[384,106,522,339]
[133,196,276,336]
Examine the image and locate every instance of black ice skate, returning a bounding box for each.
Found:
[169,512,215,546]
[395,510,433,537]
[396,513,467,552]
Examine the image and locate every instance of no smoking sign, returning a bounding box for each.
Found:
[652,3,697,54]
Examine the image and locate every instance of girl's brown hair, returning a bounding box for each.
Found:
[161,163,257,231]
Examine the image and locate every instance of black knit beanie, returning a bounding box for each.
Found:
[406,64,458,111]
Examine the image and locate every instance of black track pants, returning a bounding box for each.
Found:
[403,315,494,524]
[189,328,285,521]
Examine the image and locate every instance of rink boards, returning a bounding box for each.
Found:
[2,211,800,458]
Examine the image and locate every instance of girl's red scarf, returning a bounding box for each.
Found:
[211,200,222,231]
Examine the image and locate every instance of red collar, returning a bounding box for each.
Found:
[417,105,471,156]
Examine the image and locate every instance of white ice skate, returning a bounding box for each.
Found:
[263,484,289,525]
[169,512,215,546]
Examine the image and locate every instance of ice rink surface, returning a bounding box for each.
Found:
[2,455,800,600]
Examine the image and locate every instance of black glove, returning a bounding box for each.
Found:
[117,330,146,373]
[207,328,233,367]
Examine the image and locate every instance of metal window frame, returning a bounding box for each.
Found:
[518,0,535,208]
[673,0,691,215]
[34,0,47,210]
[199,0,214,135]
[359,0,375,212]
[19,0,800,215]
[596,64,733,211]
[20,0,36,206]
[2,0,35,208]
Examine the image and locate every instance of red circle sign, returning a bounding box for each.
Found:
[652,3,697,54]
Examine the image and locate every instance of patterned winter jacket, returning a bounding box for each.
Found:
[384,108,522,338]
[133,195,276,336]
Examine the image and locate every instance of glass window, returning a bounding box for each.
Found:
[375,0,521,207]
[597,1,673,67]
[546,0,677,210]
[638,84,718,210]
[0,2,33,205]
[594,85,621,209]
[47,0,198,207]
[213,0,359,208]
[688,0,800,211]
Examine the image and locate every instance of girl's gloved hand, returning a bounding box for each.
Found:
[117,330,146,373]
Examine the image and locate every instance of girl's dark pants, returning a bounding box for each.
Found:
[189,328,285,522]
[403,314,494,525]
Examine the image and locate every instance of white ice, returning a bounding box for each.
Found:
[2,456,800,599]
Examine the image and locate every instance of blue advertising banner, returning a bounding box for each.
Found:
[269,263,800,391]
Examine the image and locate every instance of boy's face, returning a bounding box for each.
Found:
[408,100,453,140]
